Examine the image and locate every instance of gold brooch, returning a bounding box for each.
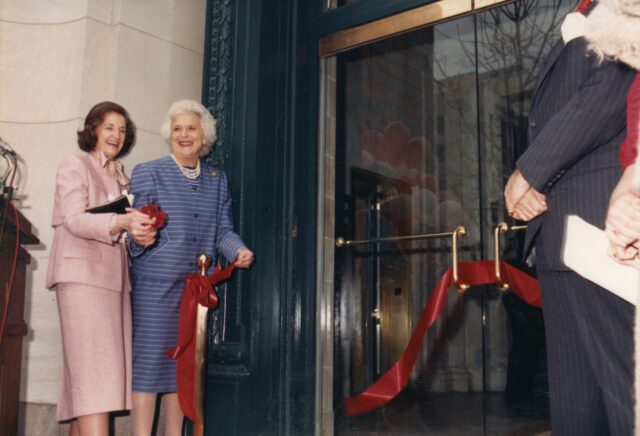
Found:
[210,170,217,177]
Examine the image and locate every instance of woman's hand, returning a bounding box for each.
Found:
[131,228,157,247]
[113,208,157,247]
[605,193,640,268]
[236,247,255,268]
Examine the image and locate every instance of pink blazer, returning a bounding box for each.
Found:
[46,154,130,292]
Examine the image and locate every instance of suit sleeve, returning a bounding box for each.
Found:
[517,46,635,192]
[55,156,116,244]
[215,171,246,262]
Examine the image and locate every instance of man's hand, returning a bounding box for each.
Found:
[504,169,532,214]
[511,187,548,221]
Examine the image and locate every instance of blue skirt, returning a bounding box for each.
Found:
[131,275,183,393]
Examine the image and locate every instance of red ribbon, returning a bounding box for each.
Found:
[165,261,237,420]
[140,203,166,230]
[343,260,541,416]
[576,0,592,14]
[620,73,640,170]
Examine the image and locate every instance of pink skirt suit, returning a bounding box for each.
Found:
[46,154,132,421]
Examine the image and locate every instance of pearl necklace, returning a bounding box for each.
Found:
[171,154,201,180]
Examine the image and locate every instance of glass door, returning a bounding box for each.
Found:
[318,1,575,434]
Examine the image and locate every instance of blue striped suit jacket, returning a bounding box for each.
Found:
[518,37,636,270]
[128,155,246,279]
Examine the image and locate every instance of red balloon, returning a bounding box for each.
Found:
[381,121,410,166]
[418,174,439,193]
[437,191,452,203]
[402,136,430,169]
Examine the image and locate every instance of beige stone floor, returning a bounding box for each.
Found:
[18,402,167,436]
[20,392,551,436]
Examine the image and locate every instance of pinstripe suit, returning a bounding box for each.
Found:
[517,27,637,435]
[128,155,246,392]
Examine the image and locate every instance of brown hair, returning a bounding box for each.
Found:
[77,101,136,159]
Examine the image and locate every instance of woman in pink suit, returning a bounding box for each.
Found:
[46,101,156,435]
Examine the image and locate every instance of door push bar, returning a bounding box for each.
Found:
[335,226,469,291]
[493,222,527,290]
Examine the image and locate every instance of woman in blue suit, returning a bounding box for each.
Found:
[128,99,254,435]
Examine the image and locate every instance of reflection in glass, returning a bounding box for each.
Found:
[326,0,361,10]
[327,1,574,434]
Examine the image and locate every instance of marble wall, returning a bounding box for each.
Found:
[0,0,207,407]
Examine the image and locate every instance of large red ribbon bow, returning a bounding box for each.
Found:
[166,261,237,420]
[343,260,541,416]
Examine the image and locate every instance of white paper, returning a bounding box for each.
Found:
[562,214,638,305]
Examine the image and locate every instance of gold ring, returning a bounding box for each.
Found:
[508,211,514,217]
[132,230,139,236]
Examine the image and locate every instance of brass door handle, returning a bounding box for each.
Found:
[371,308,380,324]
[493,222,527,290]
[452,226,468,292]
[336,226,469,291]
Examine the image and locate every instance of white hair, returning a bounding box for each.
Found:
[585,0,640,70]
[160,99,218,156]
[585,0,640,196]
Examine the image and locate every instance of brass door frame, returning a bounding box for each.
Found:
[318,0,515,57]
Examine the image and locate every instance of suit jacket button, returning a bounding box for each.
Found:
[529,121,536,128]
